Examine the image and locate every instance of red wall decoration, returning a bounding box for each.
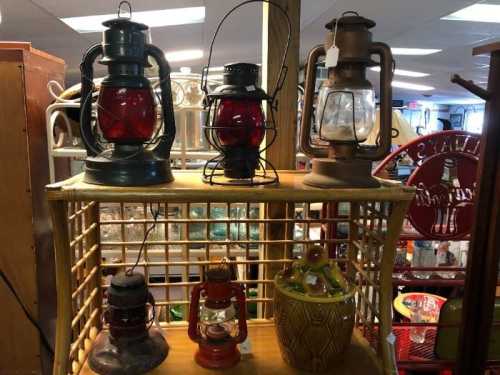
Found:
[374,130,480,240]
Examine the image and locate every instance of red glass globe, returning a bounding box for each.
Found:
[214,99,265,148]
[97,86,156,143]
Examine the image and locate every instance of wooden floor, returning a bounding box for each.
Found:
[80,324,383,375]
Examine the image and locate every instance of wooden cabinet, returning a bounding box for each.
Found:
[0,42,66,374]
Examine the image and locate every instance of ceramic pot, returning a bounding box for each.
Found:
[273,274,355,372]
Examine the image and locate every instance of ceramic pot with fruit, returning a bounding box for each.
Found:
[274,245,355,372]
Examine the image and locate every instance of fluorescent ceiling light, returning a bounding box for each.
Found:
[209,66,225,72]
[442,4,500,23]
[60,6,205,33]
[165,49,203,62]
[391,48,441,56]
[370,66,429,77]
[179,67,191,74]
[207,74,224,81]
[392,80,435,91]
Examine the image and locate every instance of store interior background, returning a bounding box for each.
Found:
[1,1,499,374]
[0,0,493,134]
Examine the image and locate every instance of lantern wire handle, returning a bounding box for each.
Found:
[200,0,292,105]
[118,1,132,19]
[332,11,359,48]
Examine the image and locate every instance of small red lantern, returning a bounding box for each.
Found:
[188,267,247,369]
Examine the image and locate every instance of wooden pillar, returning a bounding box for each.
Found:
[262,0,300,170]
[455,43,500,375]
[261,0,300,318]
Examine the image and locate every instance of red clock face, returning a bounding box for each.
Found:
[407,152,477,240]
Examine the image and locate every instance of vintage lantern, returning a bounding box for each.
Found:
[188,267,247,369]
[201,0,291,185]
[79,1,176,186]
[89,272,168,374]
[300,11,393,188]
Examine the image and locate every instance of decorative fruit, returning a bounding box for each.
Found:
[305,245,329,270]
[277,245,350,298]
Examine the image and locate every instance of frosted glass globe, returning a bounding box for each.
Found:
[316,86,375,142]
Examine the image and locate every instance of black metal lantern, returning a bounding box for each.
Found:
[300,11,394,188]
[201,0,291,186]
[89,272,168,374]
[80,1,176,186]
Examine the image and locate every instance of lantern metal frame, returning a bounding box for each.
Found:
[200,0,291,186]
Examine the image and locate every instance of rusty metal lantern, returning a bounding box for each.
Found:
[88,272,168,374]
[300,11,394,188]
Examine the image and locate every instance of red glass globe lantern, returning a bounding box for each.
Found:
[206,63,270,181]
[200,0,291,186]
[79,2,176,186]
[188,267,248,369]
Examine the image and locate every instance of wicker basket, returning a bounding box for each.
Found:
[274,275,355,372]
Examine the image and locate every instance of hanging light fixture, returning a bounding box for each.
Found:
[79,1,176,186]
[201,0,291,186]
[300,11,394,188]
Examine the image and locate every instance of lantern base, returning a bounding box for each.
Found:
[88,328,168,375]
[195,340,241,369]
[304,158,380,188]
[221,147,260,179]
[84,147,173,186]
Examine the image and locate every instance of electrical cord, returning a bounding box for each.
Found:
[0,269,54,358]
[126,203,161,275]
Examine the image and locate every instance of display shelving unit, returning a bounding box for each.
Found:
[372,128,500,373]
[47,171,414,375]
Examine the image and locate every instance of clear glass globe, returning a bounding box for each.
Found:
[199,304,237,342]
[316,85,375,142]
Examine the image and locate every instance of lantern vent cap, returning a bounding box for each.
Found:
[206,267,231,283]
[102,17,148,31]
[111,271,147,289]
[325,12,376,30]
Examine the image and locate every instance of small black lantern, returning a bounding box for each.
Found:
[88,272,168,374]
[79,1,176,186]
[201,0,291,186]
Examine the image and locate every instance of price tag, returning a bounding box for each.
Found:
[246,85,256,92]
[239,336,252,355]
[305,273,318,285]
[325,46,339,68]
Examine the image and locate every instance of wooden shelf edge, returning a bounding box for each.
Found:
[78,324,383,375]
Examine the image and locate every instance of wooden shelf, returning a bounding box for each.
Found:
[47,170,415,204]
[79,324,382,375]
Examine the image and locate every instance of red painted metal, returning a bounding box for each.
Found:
[188,272,247,370]
[374,130,480,240]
